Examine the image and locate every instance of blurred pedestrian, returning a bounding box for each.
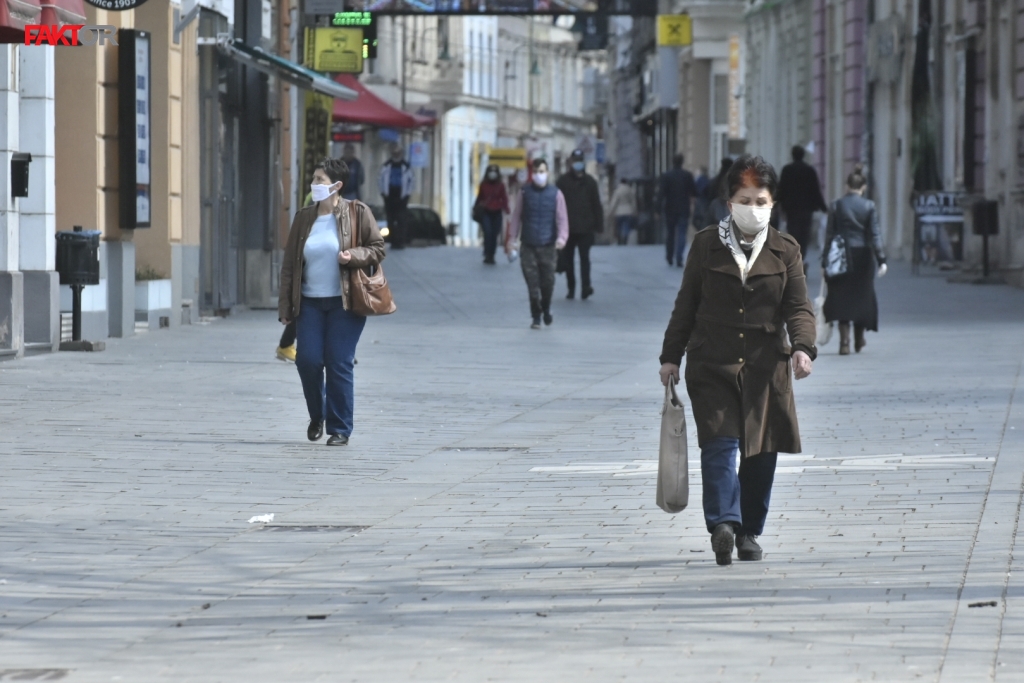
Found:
[474,164,510,265]
[556,149,603,299]
[704,158,734,226]
[659,154,698,267]
[777,145,828,266]
[692,166,710,230]
[379,144,414,249]
[659,155,816,566]
[507,158,568,329]
[279,157,386,446]
[341,143,364,201]
[821,164,888,355]
[607,178,637,245]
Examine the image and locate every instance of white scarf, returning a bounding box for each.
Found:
[718,217,768,285]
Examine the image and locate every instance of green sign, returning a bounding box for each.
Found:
[332,12,377,59]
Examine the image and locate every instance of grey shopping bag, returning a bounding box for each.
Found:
[656,379,689,513]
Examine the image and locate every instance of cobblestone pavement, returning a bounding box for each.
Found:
[2,245,1024,682]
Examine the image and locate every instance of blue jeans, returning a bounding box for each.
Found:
[700,437,778,536]
[673,213,691,266]
[615,215,635,245]
[295,296,366,437]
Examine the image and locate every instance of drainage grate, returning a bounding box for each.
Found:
[0,671,69,681]
[258,525,369,533]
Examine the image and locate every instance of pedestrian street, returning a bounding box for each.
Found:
[2,245,1024,682]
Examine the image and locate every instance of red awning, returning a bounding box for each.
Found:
[332,74,436,129]
[0,0,40,44]
[40,0,85,26]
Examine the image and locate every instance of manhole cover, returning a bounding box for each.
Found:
[258,525,369,533]
[0,671,69,681]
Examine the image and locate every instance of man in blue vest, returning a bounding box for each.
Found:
[507,158,569,329]
[378,144,414,249]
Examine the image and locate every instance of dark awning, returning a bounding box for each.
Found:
[0,0,40,44]
[217,38,358,101]
[332,74,436,129]
[40,0,85,25]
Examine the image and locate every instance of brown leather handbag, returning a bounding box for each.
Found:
[348,202,396,316]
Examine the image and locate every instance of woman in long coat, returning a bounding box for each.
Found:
[821,165,888,354]
[659,155,817,566]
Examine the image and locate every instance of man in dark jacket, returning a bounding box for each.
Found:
[660,154,697,267]
[556,149,604,299]
[776,145,828,264]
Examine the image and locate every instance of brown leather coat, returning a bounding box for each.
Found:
[278,199,386,322]
[660,225,817,457]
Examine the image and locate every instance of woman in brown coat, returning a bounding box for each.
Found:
[659,155,817,566]
[279,158,386,446]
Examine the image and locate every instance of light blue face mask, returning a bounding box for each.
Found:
[572,162,584,172]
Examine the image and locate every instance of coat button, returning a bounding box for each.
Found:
[738,357,744,363]
[738,308,744,313]
[739,333,744,339]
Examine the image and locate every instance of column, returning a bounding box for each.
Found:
[0,44,24,357]
[20,45,60,351]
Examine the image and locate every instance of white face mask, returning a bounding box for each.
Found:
[310,182,337,203]
[731,203,773,235]
[533,172,548,187]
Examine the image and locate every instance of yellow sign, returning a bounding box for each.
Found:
[487,148,527,167]
[305,27,364,74]
[657,15,692,47]
[728,34,741,138]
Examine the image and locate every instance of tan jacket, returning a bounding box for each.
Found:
[279,199,386,321]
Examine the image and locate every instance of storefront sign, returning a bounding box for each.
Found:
[304,27,364,73]
[656,15,691,47]
[85,0,151,9]
[332,11,377,58]
[913,191,965,220]
[409,141,430,169]
[25,25,118,45]
[118,29,151,228]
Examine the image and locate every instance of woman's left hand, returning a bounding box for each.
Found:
[338,250,352,265]
[793,350,813,380]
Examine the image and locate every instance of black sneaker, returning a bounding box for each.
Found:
[710,523,735,566]
[566,290,575,300]
[543,312,553,326]
[326,435,349,446]
[307,419,324,442]
[531,317,542,329]
[582,286,594,300]
[736,534,763,561]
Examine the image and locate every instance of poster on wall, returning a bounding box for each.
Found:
[118,29,152,229]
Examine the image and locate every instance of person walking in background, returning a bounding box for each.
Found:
[691,166,710,231]
[279,157,386,446]
[822,165,888,355]
[556,149,603,299]
[777,145,828,268]
[660,154,697,267]
[379,144,414,249]
[474,164,510,265]
[659,155,816,566]
[341,144,364,201]
[704,158,734,226]
[507,158,568,329]
[607,178,637,245]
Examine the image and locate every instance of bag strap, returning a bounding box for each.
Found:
[665,378,681,408]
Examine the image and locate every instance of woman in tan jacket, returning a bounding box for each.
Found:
[279,158,386,446]
[659,155,816,565]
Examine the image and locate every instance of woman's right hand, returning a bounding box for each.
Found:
[659,363,680,386]
[279,318,291,325]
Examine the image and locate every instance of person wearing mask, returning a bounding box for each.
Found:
[279,157,386,446]
[777,145,828,267]
[659,155,816,566]
[378,144,414,249]
[474,164,510,265]
[341,143,365,201]
[607,178,637,246]
[822,165,888,355]
[556,149,604,299]
[506,158,569,329]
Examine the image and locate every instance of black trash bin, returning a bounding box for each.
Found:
[55,226,103,349]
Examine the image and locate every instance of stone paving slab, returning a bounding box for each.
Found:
[1,246,1024,681]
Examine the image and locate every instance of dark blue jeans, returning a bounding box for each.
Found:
[700,437,778,536]
[295,296,366,437]
[480,209,503,261]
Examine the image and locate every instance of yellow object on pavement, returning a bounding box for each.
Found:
[276,344,296,362]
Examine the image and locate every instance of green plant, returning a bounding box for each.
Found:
[135,265,166,281]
